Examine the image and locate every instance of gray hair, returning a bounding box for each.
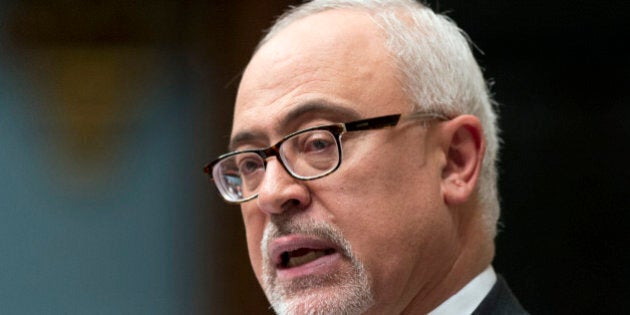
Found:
[257,0,501,238]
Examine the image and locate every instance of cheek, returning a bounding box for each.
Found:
[314,135,450,297]
[329,135,440,222]
[328,179,451,303]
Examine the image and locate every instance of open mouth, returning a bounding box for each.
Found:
[279,248,337,269]
[269,235,341,272]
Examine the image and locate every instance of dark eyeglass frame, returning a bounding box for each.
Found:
[204,112,449,203]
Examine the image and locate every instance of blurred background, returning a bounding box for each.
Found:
[0,0,627,314]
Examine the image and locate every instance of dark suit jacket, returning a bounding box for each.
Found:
[471,275,529,315]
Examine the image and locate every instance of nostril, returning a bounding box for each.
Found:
[280,198,302,212]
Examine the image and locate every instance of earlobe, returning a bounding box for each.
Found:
[440,115,485,206]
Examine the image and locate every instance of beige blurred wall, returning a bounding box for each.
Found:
[2,1,300,314]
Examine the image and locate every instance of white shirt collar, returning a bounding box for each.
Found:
[428,265,497,315]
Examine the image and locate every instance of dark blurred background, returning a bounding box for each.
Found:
[0,0,627,314]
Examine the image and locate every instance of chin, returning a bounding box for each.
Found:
[267,287,374,315]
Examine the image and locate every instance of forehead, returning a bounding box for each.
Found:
[231,9,407,147]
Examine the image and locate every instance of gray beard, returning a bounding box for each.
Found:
[260,218,374,315]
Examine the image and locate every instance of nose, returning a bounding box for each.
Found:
[256,157,311,215]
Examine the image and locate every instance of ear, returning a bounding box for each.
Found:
[439,115,485,206]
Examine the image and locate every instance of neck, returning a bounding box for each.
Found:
[405,204,495,314]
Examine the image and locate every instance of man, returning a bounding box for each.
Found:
[205,0,528,314]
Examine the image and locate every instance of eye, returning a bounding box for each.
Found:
[301,131,335,153]
[237,156,264,176]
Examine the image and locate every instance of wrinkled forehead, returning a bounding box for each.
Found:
[231,9,405,146]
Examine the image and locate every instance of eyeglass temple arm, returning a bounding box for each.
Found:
[344,114,402,132]
[404,112,451,121]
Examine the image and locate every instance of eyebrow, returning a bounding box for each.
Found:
[228,130,268,152]
[228,100,361,151]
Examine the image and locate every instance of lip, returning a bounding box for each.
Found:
[268,234,343,280]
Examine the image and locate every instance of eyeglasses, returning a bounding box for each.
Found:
[204,112,449,204]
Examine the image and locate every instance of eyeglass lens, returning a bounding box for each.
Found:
[213,129,340,202]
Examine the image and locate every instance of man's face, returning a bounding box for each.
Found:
[231,10,461,314]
